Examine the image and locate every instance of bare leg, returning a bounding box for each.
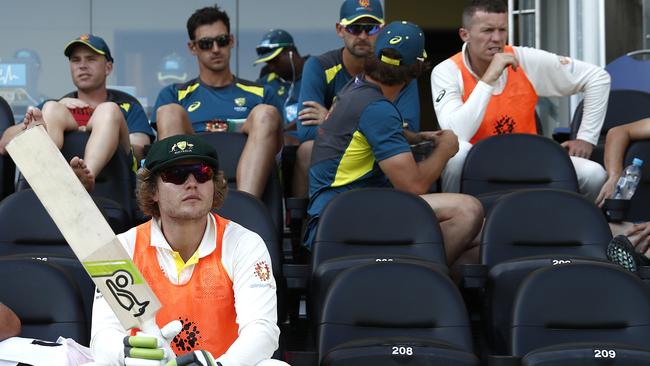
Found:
[292,140,313,198]
[70,156,95,192]
[155,104,194,139]
[76,102,130,191]
[41,101,80,149]
[419,192,484,265]
[238,104,283,198]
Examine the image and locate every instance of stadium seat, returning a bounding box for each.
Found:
[606,50,650,94]
[623,140,650,221]
[310,188,447,326]
[460,134,578,213]
[0,257,88,345]
[198,132,284,234]
[213,189,286,322]
[0,96,16,199]
[15,130,135,226]
[507,262,650,364]
[7,253,95,338]
[570,90,650,164]
[0,189,128,257]
[475,189,612,355]
[319,261,479,365]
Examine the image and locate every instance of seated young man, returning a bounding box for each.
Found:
[0,34,153,192]
[91,135,288,366]
[151,5,283,199]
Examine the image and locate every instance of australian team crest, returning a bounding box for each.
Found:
[171,140,194,152]
[234,97,246,107]
[359,0,370,8]
[80,34,90,41]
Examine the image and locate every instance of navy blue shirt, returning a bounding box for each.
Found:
[39,89,154,139]
[151,77,284,133]
[257,72,302,138]
[297,48,420,143]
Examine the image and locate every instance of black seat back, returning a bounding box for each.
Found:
[213,189,285,322]
[311,188,446,324]
[15,131,135,225]
[199,132,283,234]
[0,189,128,256]
[571,90,650,164]
[511,262,650,357]
[319,261,476,365]
[461,134,578,213]
[7,254,95,339]
[481,189,613,354]
[0,258,88,345]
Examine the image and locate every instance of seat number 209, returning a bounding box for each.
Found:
[594,349,616,358]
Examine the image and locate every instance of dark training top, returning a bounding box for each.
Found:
[297,48,420,142]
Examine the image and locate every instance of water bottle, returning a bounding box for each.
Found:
[612,158,644,200]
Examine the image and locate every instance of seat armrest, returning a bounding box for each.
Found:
[283,263,311,290]
[460,263,488,289]
[488,355,521,366]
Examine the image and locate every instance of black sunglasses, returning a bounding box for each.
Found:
[195,35,231,51]
[344,23,382,36]
[159,163,214,185]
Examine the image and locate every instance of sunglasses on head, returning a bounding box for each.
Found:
[344,23,382,36]
[159,163,214,185]
[255,42,293,56]
[195,35,231,51]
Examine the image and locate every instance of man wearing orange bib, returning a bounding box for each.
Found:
[431,0,610,201]
[90,135,286,366]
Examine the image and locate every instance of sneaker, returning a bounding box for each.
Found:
[607,235,645,272]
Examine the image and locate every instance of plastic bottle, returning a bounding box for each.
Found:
[612,158,644,200]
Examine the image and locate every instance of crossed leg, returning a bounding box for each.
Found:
[42,101,130,192]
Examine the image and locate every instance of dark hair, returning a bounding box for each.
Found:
[187,4,231,40]
[136,167,228,218]
[364,49,423,86]
[462,0,507,28]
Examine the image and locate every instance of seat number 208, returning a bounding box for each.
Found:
[392,346,414,356]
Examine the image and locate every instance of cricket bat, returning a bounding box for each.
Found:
[6,125,161,332]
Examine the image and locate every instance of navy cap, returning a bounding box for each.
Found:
[64,34,114,63]
[339,0,384,26]
[254,29,294,64]
[374,21,426,66]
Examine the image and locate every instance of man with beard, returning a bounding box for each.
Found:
[293,0,422,197]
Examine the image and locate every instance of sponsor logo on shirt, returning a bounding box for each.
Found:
[254,260,271,282]
[436,89,446,103]
[188,101,201,112]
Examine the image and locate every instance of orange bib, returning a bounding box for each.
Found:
[451,45,538,144]
[131,213,239,357]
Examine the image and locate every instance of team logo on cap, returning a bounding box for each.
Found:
[254,261,271,282]
[170,141,194,152]
[80,34,90,41]
[359,0,370,8]
[234,97,246,107]
[389,36,403,45]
